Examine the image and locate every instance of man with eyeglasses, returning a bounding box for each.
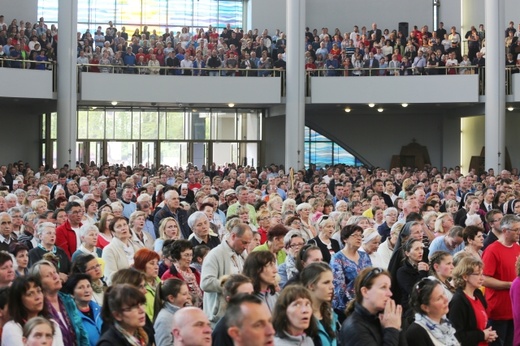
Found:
[482,214,520,346]
[483,210,503,251]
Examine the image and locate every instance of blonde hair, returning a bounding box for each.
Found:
[452,257,483,289]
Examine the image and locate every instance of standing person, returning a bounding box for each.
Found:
[309,215,340,264]
[429,251,456,301]
[272,285,316,345]
[56,202,83,259]
[21,316,56,346]
[70,254,105,306]
[331,224,372,322]
[133,248,160,321]
[211,274,254,346]
[406,278,459,345]
[511,256,520,346]
[2,276,64,346]
[171,307,212,346]
[242,251,279,313]
[29,260,89,346]
[101,217,142,285]
[63,274,103,346]
[225,293,275,346]
[200,222,253,324]
[449,257,498,345]
[301,262,338,346]
[96,284,149,346]
[397,238,430,312]
[339,267,404,346]
[153,190,190,239]
[153,278,192,346]
[482,214,520,346]
[160,240,203,307]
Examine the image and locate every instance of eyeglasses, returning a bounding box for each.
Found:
[122,303,145,312]
[289,242,305,249]
[182,253,193,258]
[360,267,383,288]
[86,263,101,272]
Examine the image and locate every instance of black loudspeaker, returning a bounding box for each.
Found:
[398,22,409,37]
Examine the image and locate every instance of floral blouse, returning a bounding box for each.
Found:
[331,250,372,312]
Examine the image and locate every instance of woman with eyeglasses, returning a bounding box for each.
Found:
[301,262,338,346]
[110,268,156,345]
[331,225,372,322]
[161,240,203,308]
[278,230,306,288]
[97,284,149,346]
[396,238,430,312]
[406,278,459,346]
[309,216,340,264]
[449,257,498,346]
[71,254,106,306]
[339,267,404,346]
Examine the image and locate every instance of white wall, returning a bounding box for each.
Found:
[0,0,38,24]
[311,75,479,104]
[0,69,54,99]
[80,73,281,104]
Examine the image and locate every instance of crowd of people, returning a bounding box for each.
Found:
[0,159,518,346]
[3,14,520,76]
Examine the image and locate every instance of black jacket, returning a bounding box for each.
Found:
[396,260,429,312]
[405,322,435,346]
[448,288,487,346]
[340,303,406,346]
[97,326,133,346]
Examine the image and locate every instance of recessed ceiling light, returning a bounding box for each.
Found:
[377,108,384,112]
[344,107,351,113]
[402,103,408,108]
[228,103,235,108]
[111,101,118,106]
[368,103,375,108]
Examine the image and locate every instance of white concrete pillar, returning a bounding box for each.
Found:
[484,0,505,172]
[285,0,305,170]
[57,0,78,167]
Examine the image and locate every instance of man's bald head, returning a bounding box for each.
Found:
[172,307,212,346]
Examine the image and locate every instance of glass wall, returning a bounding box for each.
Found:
[71,107,262,168]
[38,0,244,34]
[304,127,363,169]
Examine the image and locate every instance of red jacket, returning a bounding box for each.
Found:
[56,219,82,259]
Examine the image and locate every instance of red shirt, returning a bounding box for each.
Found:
[466,292,488,346]
[482,241,520,320]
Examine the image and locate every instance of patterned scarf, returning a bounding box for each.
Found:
[414,313,459,346]
[114,322,148,346]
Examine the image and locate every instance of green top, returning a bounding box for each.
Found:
[253,242,287,265]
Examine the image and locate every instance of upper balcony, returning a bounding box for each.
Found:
[0,61,517,109]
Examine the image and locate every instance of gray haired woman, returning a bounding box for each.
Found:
[187,211,221,249]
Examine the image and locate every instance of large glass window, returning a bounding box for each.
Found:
[304,127,363,169]
[38,0,244,34]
